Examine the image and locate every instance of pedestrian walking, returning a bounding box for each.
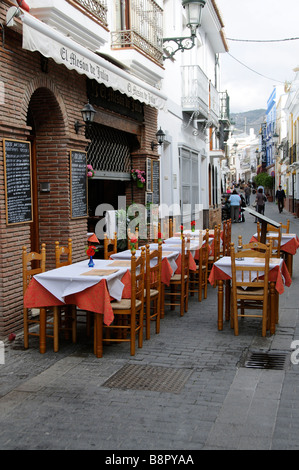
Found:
[254,187,267,222]
[229,189,241,223]
[244,184,251,205]
[275,185,286,213]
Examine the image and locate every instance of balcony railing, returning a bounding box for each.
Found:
[111,0,163,66]
[67,0,108,26]
[219,91,230,121]
[209,82,219,125]
[181,65,209,117]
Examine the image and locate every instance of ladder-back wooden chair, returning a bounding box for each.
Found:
[55,239,77,343]
[102,247,145,356]
[161,235,190,317]
[266,223,282,258]
[281,219,290,233]
[208,224,221,285]
[104,232,117,259]
[230,242,270,336]
[189,230,209,301]
[145,241,162,340]
[55,238,72,268]
[22,243,59,353]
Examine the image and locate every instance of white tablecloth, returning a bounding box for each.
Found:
[34,259,129,302]
[214,256,283,283]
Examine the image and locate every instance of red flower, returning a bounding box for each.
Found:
[86,246,96,257]
[158,232,163,239]
[191,220,195,226]
[180,225,184,231]
[130,236,138,244]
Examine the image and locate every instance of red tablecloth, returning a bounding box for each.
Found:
[24,271,132,326]
[250,235,299,255]
[208,260,292,294]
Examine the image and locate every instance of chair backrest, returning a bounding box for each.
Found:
[199,230,210,267]
[55,238,72,268]
[131,246,145,305]
[281,219,290,233]
[153,222,161,243]
[169,218,173,238]
[266,224,281,258]
[145,241,162,293]
[222,220,231,256]
[230,242,270,294]
[104,232,117,259]
[181,235,190,277]
[213,225,221,262]
[22,243,46,294]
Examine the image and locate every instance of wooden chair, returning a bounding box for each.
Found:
[230,242,270,336]
[104,232,117,259]
[266,223,282,258]
[22,244,59,353]
[281,219,290,233]
[145,241,162,340]
[55,239,77,343]
[221,219,231,257]
[103,247,145,355]
[169,218,173,237]
[55,238,72,268]
[208,224,221,284]
[189,230,209,301]
[161,235,190,317]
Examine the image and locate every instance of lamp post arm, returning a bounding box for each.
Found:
[163,34,196,60]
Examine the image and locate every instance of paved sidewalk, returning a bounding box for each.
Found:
[0,199,299,451]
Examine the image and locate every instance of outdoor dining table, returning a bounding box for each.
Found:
[208,256,292,334]
[250,232,299,276]
[163,237,213,260]
[23,259,132,357]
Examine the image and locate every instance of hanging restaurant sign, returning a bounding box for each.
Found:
[21,12,166,110]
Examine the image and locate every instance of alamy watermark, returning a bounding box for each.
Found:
[93,196,204,240]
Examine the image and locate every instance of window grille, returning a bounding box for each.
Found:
[68,0,108,27]
[86,123,134,176]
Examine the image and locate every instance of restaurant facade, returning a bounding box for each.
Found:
[0,0,166,338]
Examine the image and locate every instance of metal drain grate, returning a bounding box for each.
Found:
[102,364,193,393]
[244,350,289,370]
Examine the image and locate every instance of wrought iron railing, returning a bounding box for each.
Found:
[181,65,209,116]
[67,0,108,27]
[111,0,163,66]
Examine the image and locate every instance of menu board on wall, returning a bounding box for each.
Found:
[146,158,152,192]
[152,160,160,205]
[70,150,87,219]
[3,139,33,225]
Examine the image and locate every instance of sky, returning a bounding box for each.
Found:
[216,0,299,113]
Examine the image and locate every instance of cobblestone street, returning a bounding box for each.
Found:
[1,200,299,451]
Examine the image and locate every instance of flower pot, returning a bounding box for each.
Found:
[136,180,144,189]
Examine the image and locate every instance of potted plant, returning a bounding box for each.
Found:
[131,169,146,188]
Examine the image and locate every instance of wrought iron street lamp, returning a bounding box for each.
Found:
[163,0,206,60]
[151,127,166,151]
[74,101,96,134]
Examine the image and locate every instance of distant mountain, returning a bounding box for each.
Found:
[230,109,266,136]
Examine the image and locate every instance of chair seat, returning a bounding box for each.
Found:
[144,288,159,298]
[170,274,188,281]
[111,299,142,310]
[236,287,265,296]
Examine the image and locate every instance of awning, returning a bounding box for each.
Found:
[20,12,167,110]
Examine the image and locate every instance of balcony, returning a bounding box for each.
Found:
[209,82,220,126]
[181,65,209,119]
[27,0,109,51]
[110,0,163,67]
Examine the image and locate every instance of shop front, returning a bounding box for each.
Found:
[0,6,166,338]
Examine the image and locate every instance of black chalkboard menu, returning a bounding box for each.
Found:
[146,158,152,192]
[70,150,87,219]
[152,160,160,205]
[3,139,33,225]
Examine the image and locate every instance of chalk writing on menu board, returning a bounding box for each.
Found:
[146,158,152,192]
[152,160,160,205]
[70,150,87,218]
[3,139,33,225]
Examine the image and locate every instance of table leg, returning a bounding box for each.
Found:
[39,308,46,354]
[53,306,59,352]
[225,280,230,321]
[270,281,276,335]
[94,313,103,358]
[285,253,293,277]
[218,280,224,330]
